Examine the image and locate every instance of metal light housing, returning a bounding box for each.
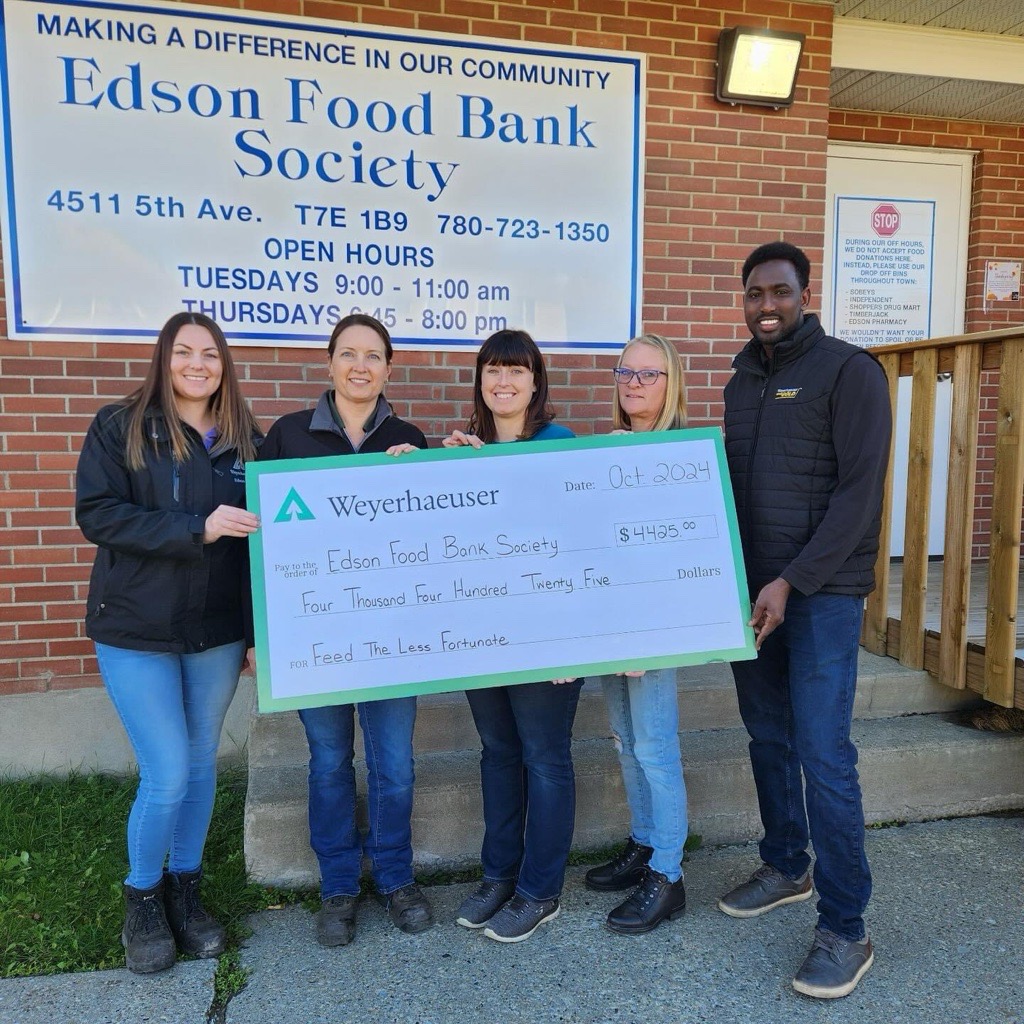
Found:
[716,26,806,109]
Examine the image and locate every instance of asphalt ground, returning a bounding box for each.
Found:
[2,815,1021,1024]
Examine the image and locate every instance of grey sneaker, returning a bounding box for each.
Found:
[482,893,560,943]
[456,879,516,929]
[792,927,874,999]
[316,895,356,947]
[717,864,813,918]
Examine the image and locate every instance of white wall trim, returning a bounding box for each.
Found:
[833,18,1024,86]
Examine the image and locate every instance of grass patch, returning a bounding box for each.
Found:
[208,948,249,1024]
[0,766,296,979]
[1,773,132,975]
[2,768,710,980]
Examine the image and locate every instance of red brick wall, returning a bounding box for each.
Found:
[1,0,835,694]
[828,111,1024,557]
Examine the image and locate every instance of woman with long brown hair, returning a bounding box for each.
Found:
[76,312,261,974]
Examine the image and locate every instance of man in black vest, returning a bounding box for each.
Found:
[719,241,891,999]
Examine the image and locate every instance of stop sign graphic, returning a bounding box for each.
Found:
[871,203,901,237]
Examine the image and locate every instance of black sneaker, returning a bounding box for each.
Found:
[455,879,516,929]
[606,869,686,935]
[380,883,434,934]
[482,894,560,943]
[717,864,813,918]
[316,894,357,947]
[584,837,653,892]
[792,927,874,999]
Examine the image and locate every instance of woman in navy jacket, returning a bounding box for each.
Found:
[76,312,260,975]
[259,313,434,949]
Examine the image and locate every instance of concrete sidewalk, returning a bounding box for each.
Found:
[2,815,1022,1024]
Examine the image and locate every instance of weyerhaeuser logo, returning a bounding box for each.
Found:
[274,487,316,523]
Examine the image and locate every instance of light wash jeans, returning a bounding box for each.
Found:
[600,669,688,881]
[95,640,243,889]
[731,591,872,940]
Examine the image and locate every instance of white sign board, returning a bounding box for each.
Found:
[0,0,644,350]
[247,430,755,711]
[831,196,935,347]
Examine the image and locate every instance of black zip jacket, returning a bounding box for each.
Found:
[723,313,892,597]
[259,392,428,461]
[76,403,260,652]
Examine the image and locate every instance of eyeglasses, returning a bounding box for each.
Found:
[612,368,668,386]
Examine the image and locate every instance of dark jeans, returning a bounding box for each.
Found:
[466,679,583,902]
[298,697,417,899]
[731,591,872,940]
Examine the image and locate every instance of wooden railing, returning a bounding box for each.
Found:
[863,326,1024,709]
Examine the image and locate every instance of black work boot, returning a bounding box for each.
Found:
[122,881,177,974]
[163,869,227,958]
[584,837,653,892]
[606,869,687,935]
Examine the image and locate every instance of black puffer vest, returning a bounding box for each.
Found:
[724,314,882,597]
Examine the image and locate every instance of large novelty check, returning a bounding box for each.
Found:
[247,429,755,711]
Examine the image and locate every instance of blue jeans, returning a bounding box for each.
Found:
[95,640,243,889]
[298,697,417,899]
[600,669,688,881]
[731,591,872,940]
[467,680,583,902]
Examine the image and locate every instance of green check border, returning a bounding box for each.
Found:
[246,427,755,712]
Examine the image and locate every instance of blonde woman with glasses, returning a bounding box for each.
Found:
[584,333,690,934]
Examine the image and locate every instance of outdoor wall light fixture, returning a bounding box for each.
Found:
[715,26,806,109]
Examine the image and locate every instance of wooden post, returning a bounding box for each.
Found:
[863,352,900,655]
[938,344,981,690]
[984,338,1024,706]
[899,348,937,670]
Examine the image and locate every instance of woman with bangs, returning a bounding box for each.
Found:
[76,312,261,974]
[442,329,581,943]
[584,333,690,935]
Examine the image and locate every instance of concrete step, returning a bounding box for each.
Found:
[247,652,977,772]
[0,675,256,777]
[245,711,1024,888]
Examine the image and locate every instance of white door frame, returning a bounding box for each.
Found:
[823,142,973,339]
[823,142,975,557]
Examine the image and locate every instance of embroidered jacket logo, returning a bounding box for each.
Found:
[775,387,802,400]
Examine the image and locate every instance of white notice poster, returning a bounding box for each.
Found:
[831,197,935,348]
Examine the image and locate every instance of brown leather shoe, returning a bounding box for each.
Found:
[316,894,357,947]
[381,883,434,934]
